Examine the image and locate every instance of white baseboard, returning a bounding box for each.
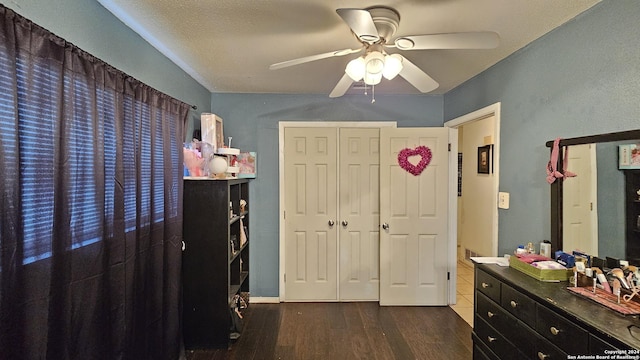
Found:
[249,296,280,304]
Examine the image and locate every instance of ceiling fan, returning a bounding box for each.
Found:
[269,7,500,98]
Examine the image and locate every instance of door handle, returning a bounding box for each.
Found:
[341,220,348,227]
[381,223,389,230]
[328,220,335,227]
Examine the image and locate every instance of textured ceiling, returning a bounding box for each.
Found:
[97,0,600,96]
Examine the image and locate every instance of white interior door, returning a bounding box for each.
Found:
[379,127,450,306]
[338,128,380,301]
[563,143,598,255]
[284,127,338,301]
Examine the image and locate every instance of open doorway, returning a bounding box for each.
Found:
[445,103,501,325]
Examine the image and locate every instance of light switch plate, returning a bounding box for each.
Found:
[498,192,510,209]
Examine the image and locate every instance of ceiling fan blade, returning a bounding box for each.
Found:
[394,32,500,50]
[397,56,439,93]
[269,48,361,70]
[329,73,354,98]
[336,8,380,43]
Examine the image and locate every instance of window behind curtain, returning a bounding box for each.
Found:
[0,5,188,358]
[0,55,181,264]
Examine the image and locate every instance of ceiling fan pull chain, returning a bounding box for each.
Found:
[371,85,376,103]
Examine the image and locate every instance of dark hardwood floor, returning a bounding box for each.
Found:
[184,302,473,360]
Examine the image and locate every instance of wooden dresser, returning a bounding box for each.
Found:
[473,263,640,359]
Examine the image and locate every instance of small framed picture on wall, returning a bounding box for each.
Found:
[477,145,492,174]
[215,116,224,150]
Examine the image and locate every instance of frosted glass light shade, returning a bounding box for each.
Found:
[345,57,365,81]
[383,54,403,80]
[363,71,382,85]
[364,51,385,75]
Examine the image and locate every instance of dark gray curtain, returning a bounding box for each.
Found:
[0,5,188,359]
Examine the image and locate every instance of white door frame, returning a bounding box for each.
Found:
[444,103,501,284]
[278,121,397,301]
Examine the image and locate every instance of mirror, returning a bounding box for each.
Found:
[549,129,640,261]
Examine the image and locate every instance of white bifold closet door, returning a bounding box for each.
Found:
[284,127,380,301]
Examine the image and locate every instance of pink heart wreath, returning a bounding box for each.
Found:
[397,146,433,176]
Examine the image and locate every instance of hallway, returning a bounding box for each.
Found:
[450,260,475,326]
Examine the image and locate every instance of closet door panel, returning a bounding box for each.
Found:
[284,128,338,300]
[339,128,381,301]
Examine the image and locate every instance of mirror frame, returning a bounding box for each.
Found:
[547,129,640,254]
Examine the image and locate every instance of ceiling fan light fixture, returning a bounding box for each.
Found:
[363,70,382,86]
[382,54,403,80]
[345,57,365,81]
[364,51,385,75]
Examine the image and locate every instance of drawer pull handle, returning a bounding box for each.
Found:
[481,282,491,288]
[487,336,497,343]
[550,326,561,336]
[537,352,549,360]
[510,300,518,308]
[487,311,495,318]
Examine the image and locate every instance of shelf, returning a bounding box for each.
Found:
[228,272,249,303]
[229,243,248,263]
[217,147,240,155]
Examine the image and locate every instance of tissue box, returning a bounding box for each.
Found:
[509,256,571,282]
[555,251,576,268]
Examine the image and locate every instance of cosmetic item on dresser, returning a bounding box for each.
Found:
[540,240,551,258]
[525,242,535,254]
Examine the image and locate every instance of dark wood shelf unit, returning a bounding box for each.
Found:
[182,178,250,349]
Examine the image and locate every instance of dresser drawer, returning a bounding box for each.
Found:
[476,269,501,302]
[536,304,588,355]
[590,334,618,353]
[474,316,525,360]
[533,333,568,360]
[473,335,498,360]
[476,292,513,334]
[501,283,536,328]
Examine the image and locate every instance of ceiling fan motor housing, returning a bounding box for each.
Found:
[366,6,400,44]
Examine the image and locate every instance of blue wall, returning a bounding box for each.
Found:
[12,0,640,297]
[444,0,640,257]
[211,93,444,296]
[8,0,211,126]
